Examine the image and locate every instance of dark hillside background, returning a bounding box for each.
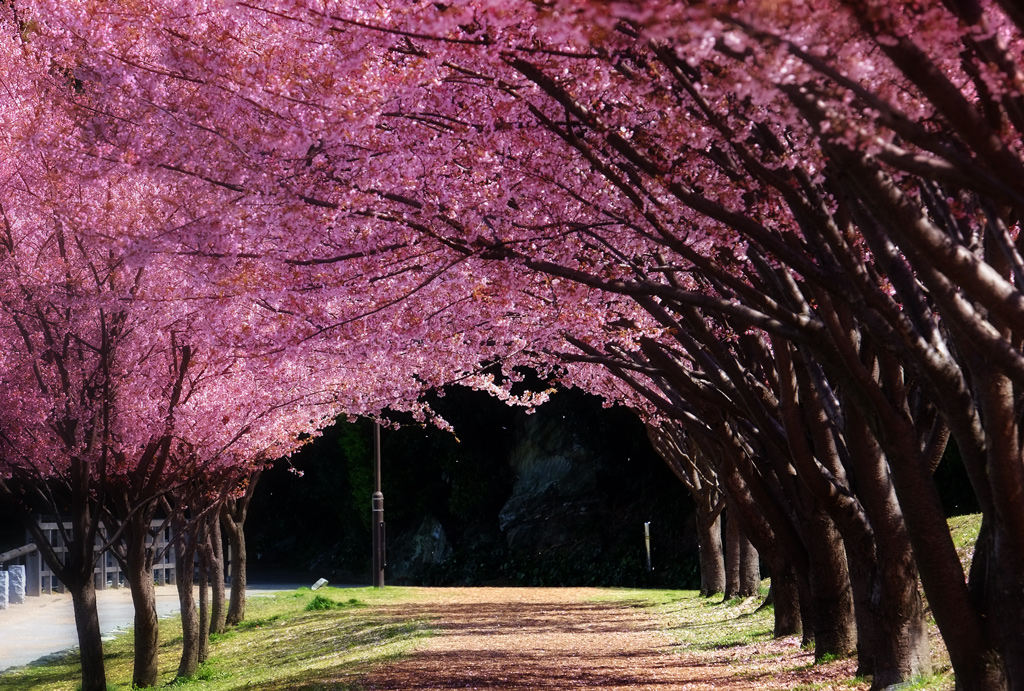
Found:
[247,386,702,588]
[0,386,979,588]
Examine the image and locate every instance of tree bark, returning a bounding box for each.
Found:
[843,400,930,687]
[714,436,809,640]
[68,573,107,691]
[126,542,159,687]
[697,509,726,596]
[803,508,858,660]
[724,510,742,599]
[198,547,210,664]
[768,562,803,638]
[646,422,726,597]
[207,512,227,635]
[175,518,200,680]
[882,415,1006,690]
[782,334,932,685]
[222,502,248,626]
[739,531,760,596]
[121,515,160,689]
[197,520,215,662]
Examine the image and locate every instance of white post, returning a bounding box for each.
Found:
[9,565,26,604]
[644,522,652,572]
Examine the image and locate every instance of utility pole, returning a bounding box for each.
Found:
[371,422,385,588]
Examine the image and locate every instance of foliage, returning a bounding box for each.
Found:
[4,0,1024,681]
[304,595,364,611]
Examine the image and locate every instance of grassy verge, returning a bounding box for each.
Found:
[590,513,983,691]
[0,586,431,691]
[0,514,984,691]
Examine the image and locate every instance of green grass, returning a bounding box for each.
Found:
[589,512,985,691]
[0,515,984,691]
[304,594,366,612]
[592,587,775,650]
[0,586,430,691]
[947,513,982,566]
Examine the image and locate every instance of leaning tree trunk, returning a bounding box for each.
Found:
[779,336,931,686]
[645,421,726,597]
[963,362,1024,688]
[843,400,930,687]
[7,462,110,691]
[714,435,808,639]
[864,373,1007,690]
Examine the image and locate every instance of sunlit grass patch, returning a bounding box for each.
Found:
[0,586,432,691]
[305,594,365,612]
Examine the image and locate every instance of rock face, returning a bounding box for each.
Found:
[489,391,698,586]
[246,386,699,587]
[389,515,453,581]
[499,407,604,556]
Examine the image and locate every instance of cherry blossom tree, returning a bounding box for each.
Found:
[2,11,566,689]
[12,0,1024,688]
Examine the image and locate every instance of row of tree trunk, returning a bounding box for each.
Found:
[1,471,257,691]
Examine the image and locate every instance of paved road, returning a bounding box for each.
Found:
[0,572,333,673]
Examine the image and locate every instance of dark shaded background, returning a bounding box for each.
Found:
[247,386,701,588]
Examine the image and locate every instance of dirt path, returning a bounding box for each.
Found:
[361,587,865,691]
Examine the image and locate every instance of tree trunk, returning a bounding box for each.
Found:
[125,534,160,688]
[883,424,1006,690]
[803,508,857,660]
[68,574,107,691]
[222,505,248,626]
[769,562,803,638]
[198,529,212,663]
[7,460,110,691]
[198,570,211,664]
[207,513,227,635]
[175,523,200,680]
[722,507,758,598]
[963,362,1024,688]
[845,542,930,688]
[715,441,809,640]
[725,510,741,599]
[645,421,726,598]
[842,401,931,687]
[739,531,760,596]
[968,516,1020,690]
[697,509,725,597]
[778,335,933,686]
